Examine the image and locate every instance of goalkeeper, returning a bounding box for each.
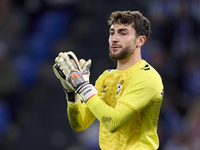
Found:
[53,11,164,150]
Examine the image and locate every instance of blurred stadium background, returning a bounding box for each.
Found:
[0,0,200,150]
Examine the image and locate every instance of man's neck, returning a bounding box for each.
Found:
[117,49,142,70]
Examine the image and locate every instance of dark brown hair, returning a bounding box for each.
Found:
[108,11,151,38]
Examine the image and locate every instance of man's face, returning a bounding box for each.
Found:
[109,23,137,60]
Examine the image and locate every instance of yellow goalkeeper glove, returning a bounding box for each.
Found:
[53,51,92,104]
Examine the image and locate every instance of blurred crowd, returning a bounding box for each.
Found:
[0,0,200,150]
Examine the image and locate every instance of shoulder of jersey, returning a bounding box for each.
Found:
[100,69,114,79]
[107,69,113,72]
[141,64,150,71]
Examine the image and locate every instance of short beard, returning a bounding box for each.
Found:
[109,46,135,60]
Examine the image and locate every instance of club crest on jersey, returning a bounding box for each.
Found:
[117,80,124,94]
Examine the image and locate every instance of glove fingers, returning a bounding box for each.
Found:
[81,59,92,75]
[58,52,64,57]
[85,59,92,69]
[62,53,76,71]
[55,56,60,63]
[79,59,86,69]
[53,63,75,92]
[55,52,64,63]
[53,63,66,80]
[54,53,73,80]
[67,51,81,71]
[53,64,60,79]
[56,52,76,73]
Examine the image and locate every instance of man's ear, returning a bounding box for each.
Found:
[136,35,146,47]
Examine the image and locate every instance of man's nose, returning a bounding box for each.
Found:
[111,34,119,42]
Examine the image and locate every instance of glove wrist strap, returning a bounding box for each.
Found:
[63,89,75,102]
[68,92,75,102]
[75,81,89,93]
[78,84,98,102]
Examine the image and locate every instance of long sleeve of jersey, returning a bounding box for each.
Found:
[67,100,96,132]
[86,95,137,133]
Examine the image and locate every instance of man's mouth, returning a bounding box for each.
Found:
[111,45,121,51]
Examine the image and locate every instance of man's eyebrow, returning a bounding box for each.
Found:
[118,28,129,32]
[109,28,130,32]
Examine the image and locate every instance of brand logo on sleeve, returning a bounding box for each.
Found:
[117,80,124,94]
[141,64,150,70]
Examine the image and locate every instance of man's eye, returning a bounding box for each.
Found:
[109,32,114,36]
[120,32,126,35]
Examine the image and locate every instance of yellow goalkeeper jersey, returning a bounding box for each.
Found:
[95,60,164,150]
